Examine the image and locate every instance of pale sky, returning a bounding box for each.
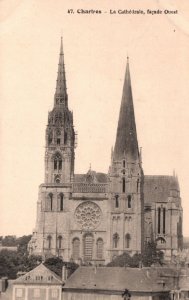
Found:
[0,0,189,237]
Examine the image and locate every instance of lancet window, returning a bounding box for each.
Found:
[84,234,93,261]
[122,178,126,193]
[47,235,52,249]
[127,195,132,208]
[72,238,80,260]
[158,207,161,234]
[54,153,62,171]
[59,193,64,211]
[113,233,119,248]
[57,236,63,249]
[48,193,53,211]
[125,233,131,248]
[115,195,119,208]
[96,238,103,259]
[157,206,166,235]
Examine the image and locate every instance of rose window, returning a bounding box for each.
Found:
[75,201,101,230]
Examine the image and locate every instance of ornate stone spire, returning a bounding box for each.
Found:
[54,37,67,106]
[114,57,139,162]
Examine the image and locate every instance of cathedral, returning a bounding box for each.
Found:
[28,38,183,264]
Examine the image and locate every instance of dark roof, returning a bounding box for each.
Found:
[74,172,108,183]
[74,173,180,204]
[64,267,169,293]
[144,175,180,204]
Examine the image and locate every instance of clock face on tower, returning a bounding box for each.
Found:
[75,201,102,230]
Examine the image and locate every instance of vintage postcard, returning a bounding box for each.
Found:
[0,0,189,298]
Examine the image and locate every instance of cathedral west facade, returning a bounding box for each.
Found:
[28,38,183,264]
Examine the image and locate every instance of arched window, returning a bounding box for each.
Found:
[158,207,161,234]
[122,178,125,193]
[123,160,125,168]
[113,233,119,248]
[64,131,67,144]
[48,193,53,211]
[47,235,52,249]
[127,195,131,208]
[96,238,103,259]
[56,129,61,145]
[125,233,131,248]
[55,175,61,184]
[48,131,53,145]
[57,236,62,249]
[163,207,166,234]
[72,238,80,260]
[156,237,166,245]
[54,153,62,171]
[115,195,119,208]
[137,179,139,192]
[59,193,64,211]
[84,234,93,261]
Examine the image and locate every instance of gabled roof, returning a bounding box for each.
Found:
[13,263,62,285]
[144,175,180,204]
[64,267,169,293]
[74,172,108,183]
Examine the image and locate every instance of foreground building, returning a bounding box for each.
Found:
[28,38,183,263]
[63,266,170,300]
[12,264,63,300]
[1,265,189,300]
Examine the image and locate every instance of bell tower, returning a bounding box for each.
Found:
[28,38,76,258]
[109,58,144,256]
[45,37,75,184]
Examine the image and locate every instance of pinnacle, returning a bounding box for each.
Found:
[54,37,67,105]
[114,59,139,162]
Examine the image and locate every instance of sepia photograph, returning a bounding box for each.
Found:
[0,0,189,299]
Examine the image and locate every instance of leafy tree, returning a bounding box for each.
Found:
[0,235,42,279]
[44,256,78,278]
[17,235,32,255]
[0,249,42,279]
[107,252,142,268]
[142,241,164,267]
[20,255,43,273]
[106,241,164,268]
[130,253,143,267]
[0,250,21,279]
[44,257,63,277]
[1,235,17,246]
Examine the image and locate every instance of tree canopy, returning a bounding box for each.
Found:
[0,235,164,279]
[44,257,78,278]
[0,235,42,279]
[0,235,78,279]
[107,241,164,268]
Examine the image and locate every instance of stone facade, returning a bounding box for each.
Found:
[28,38,183,263]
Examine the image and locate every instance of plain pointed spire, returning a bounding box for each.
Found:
[114,58,139,161]
[54,37,67,104]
